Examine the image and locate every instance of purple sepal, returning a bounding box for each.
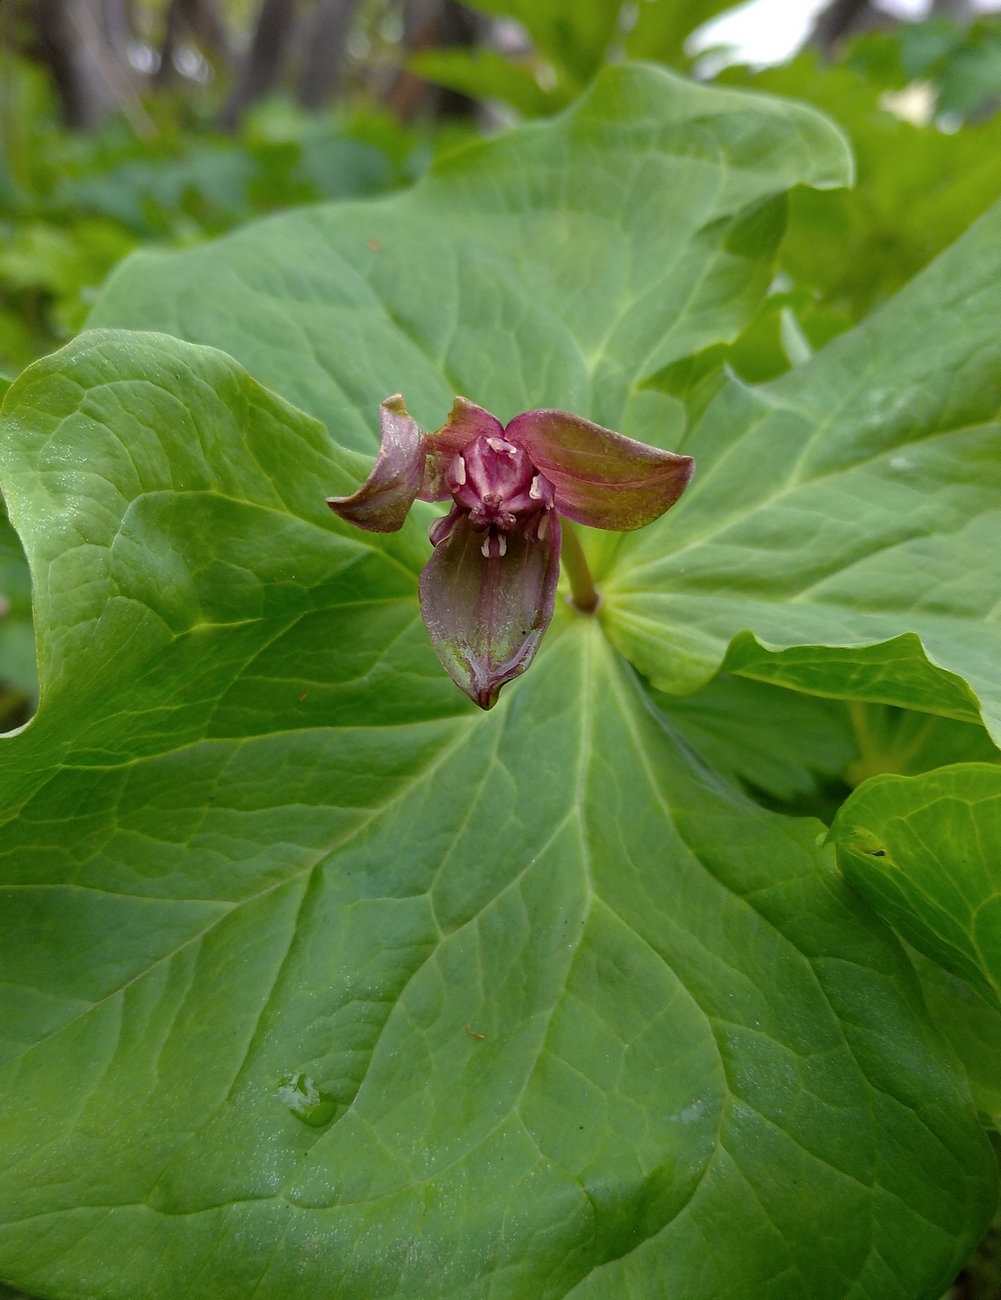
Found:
[421,397,504,501]
[327,394,426,532]
[419,510,562,710]
[505,409,695,532]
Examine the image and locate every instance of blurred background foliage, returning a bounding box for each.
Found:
[3,0,1001,1293]
[4,0,1001,386]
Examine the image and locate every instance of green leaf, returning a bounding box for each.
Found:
[0,332,994,1297]
[724,51,1001,325]
[830,763,1001,1013]
[0,374,34,698]
[410,49,571,118]
[627,0,737,70]
[416,0,735,117]
[650,672,856,807]
[90,65,853,458]
[457,0,622,85]
[0,509,34,702]
[906,944,1001,1130]
[844,703,999,787]
[604,193,1001,740]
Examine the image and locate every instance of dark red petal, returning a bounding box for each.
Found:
[420,397,505,502]
[327,395,426,532]
[505,409,695,531]
[419,513,562,710]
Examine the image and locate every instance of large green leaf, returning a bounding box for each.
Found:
[413,0,734,116]
[90,66,852,458]
[906,945,1001,1131]
[89,65,1001,743]
[0,382,34,703]
[605,194,1001,739]
[0,331,994,1299]
[830,763,1001,1013]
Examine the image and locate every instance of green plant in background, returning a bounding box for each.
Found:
[723,33,1001,342]
[0,47,469,377]
[411,0,736,116]
[413,3,1001,389]
[4,62,1001,1298]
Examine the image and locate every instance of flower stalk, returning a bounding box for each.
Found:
[560,521,600,614]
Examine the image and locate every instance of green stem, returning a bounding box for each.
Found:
[560,520,600,614]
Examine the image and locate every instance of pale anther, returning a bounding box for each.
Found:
[453,458,466,485]
[537,513,548,541]
[497,534,507,557]
[487,437,516,456]
[529,475,542,500]
[481,536,491,558]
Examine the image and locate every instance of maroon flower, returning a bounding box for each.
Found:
[328,395,694,709]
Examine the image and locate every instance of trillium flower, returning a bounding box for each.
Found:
[328,395,694,709]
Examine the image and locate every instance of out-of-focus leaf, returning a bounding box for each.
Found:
[726,51,1001,323]
[410,48,570,117]
[0,219,137,339]
[420,0,738,114]
[649,672,855,807]
[459,0,622,85]
[845,703,1000,787]
[0,507,35,701]
[894,17,1001,122]
[626,0,736,69]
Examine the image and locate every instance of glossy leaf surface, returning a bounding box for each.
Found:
[906,945,1001,1131]
[1,65,998,1299]
[831,763,1001,1012]
[92,65,1001,743]
[606,196,1001,739]
[0,335,994,1300]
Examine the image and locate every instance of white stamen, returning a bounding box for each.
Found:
[453,457,466,485]
[537,513,549,541]
[487,437,516,456]
[497,534,507,557]
[529,475,542,500]
[481,536,492,558]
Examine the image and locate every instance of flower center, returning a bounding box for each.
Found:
[446,435,555,554]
